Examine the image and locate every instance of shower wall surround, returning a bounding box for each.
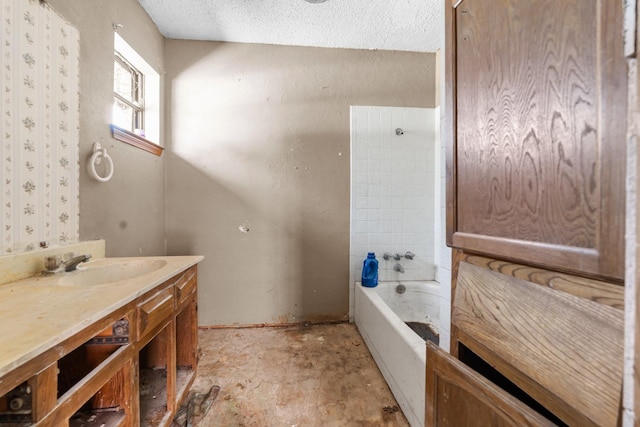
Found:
[1,0,80,254]
[349,106,437,288]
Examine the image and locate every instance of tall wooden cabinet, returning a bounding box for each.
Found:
[446,0,626,281]
[430,0,628,426]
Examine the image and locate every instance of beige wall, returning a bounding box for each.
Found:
[46,0,166,257]
[165,41,437,325]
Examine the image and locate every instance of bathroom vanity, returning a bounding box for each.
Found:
[0,254,202,426]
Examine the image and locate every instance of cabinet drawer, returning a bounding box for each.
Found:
[426,342,555,427]
[137,286,174,340]
[175,267,197,307]
[453,260,623,426]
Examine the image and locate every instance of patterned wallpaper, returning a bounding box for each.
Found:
[1,0,79,254]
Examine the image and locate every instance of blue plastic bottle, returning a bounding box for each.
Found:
[361,252,379,287]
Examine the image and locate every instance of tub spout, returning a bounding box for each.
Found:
[394,263,405,273]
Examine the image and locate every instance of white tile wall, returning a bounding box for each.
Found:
[349,106,438,319]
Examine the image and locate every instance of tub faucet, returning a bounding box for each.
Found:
[404,251,415,260]
[63,254,91,272]
[383,252,393,260]
[394,263,405,273]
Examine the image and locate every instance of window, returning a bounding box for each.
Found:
[111,33,161,152]
[113,52,144,133]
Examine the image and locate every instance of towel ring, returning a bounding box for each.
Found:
[87,142,114,182]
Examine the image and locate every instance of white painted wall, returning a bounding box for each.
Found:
[623,57,638,427]
[434,106,451,354]
[434,33,452,351]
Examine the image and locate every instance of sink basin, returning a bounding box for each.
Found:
[56,258,167,286]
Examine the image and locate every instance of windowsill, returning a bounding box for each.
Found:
[110,125,163,156]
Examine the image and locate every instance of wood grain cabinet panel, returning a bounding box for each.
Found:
[445,0,627,280]
[452,261,623,426]
[137,286,175,342]
[175,266,197,308]
[442,0,626,424]
[426,342,555,427]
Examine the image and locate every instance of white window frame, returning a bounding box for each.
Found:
[113,33,160,144]
[114,52,144,132]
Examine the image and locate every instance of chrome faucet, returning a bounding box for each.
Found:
[404,251,415,260]
[394,263,405,273]
[63,254,92,272]
[384,252,406,261]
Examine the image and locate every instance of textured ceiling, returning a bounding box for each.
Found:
[136,0,442,53]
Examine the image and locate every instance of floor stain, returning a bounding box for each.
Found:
[192,324,410,426]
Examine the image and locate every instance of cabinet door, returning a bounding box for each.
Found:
[445,0,626,280]
[425,342,556,427]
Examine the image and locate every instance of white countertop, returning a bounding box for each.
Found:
[0,255,203,379]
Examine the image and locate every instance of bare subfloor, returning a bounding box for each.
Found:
[190,323,410,426]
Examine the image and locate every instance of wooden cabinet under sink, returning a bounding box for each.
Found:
[0,264,199,427]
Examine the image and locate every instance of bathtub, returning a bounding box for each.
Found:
[354,281,441,427]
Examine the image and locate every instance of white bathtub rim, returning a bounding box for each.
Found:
[358,281,435,348]
[355,281,441,427]
[362,291,426,353]
[358,281,441,340]
[356,321,424,427]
